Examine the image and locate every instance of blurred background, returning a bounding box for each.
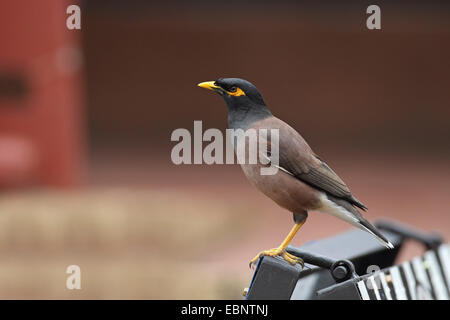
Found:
[0,0,449,299]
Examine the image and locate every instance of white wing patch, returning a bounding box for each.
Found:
[261,153,294,176]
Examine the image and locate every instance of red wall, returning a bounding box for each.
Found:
[0,0,85,187]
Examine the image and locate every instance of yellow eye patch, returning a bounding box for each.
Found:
[227,87,246,97]
[198,81,246,97]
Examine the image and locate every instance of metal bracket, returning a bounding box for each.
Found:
[287,246,358,283]
[245,219,443,300]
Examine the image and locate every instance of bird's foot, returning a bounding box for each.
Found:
[249,247,304,269]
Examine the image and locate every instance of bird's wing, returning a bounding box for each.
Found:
[260,117,367,210]
[281,152,367,210]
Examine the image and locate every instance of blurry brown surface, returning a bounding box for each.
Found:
[0,150,449,298]
[89,149,450,268]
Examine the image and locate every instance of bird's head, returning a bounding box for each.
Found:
[197,78,266,109]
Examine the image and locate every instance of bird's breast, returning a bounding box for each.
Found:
[240,163,322,213]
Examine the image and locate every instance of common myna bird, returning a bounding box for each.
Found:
[198,78,393,268]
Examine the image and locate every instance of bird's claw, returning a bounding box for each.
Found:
[285,251,305,268]
[249,247,304,269]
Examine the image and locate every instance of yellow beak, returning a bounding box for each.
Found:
[197,80,246,97]
[197,81,221,91]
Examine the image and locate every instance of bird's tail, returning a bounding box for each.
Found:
[320,194,394,249]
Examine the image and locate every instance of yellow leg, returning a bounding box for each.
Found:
[249,222,305,269]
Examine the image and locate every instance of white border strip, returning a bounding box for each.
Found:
[437,244,450,294]
[424,250,449,300]
[390,266,407,300]
[357,280,370,300]
[379,272,392,300]
[402,262,417,300]
[368,276,381,300]
[412,256,432,296]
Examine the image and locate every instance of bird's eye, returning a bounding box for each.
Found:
[229,86,237,92]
